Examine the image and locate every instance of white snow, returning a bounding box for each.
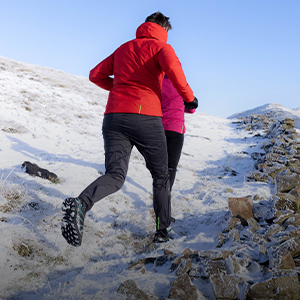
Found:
[0,55,300,299]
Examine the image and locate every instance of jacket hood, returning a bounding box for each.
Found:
[136,22,168,43]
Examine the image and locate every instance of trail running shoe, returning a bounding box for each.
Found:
[61,197,86,247]
[153,229,170,243]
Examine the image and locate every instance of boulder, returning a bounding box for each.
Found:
[247,217,261,231]
[227,217,242,231]
[210,274,248,300]
[275,193,300,212]
[117,280,152,300]
[247,270,299,300]
[168,273,206,300]
[275,174,300,193]
[228,196,254,225]
[246,171,269,183]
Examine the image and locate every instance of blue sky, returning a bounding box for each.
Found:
[1,0,299,117]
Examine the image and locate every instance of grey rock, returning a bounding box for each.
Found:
[168,273,207,300]
[117,279,152,300]
[247,270,299,300]
[210,274,248,300]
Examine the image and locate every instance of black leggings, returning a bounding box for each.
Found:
[165,130,184,189]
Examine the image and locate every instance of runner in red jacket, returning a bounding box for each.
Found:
[89,21,195,116]
[61,12,198,246]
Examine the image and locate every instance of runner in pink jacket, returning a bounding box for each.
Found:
[161,73,196,189]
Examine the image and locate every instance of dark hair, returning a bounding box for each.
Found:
[145,12,172,31]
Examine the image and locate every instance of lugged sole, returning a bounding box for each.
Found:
[61,198,82,247]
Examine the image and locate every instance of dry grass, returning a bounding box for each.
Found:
[1,121,28,134]
[0,173,32,212]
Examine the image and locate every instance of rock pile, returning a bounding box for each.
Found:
[117,115,300,300]
[246,117,300,211]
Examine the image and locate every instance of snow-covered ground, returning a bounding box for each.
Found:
[0,55,300,299]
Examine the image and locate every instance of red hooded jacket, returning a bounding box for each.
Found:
[89,22,194,117]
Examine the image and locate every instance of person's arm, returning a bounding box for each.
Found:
[158,44,195,103]
[89,53,114,91]
[184,107,196,114]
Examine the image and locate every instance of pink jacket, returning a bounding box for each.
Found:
[161,74,195,134]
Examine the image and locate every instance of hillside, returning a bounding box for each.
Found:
[1,55,300,299]
[229,103,300,127]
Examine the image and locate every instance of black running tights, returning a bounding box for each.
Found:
[165,130,184,189]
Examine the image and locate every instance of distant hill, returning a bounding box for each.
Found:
[228,103,300,129]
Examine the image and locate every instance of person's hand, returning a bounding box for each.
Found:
[184,97,198,109]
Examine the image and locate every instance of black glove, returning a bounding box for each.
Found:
[184,97,198,109]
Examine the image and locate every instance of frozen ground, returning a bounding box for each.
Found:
[0,55,300,299]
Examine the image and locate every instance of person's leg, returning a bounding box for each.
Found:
[79,114,133,210]
[165,131,184,189]
[131,115,171,234]
[62,114,133,246]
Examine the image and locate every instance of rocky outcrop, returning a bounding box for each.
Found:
[117,115,300,300]
[245,117,300,214]
[246,118,300,179]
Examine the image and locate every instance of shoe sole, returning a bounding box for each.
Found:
[61,198,82,247]
[154,238,169,243]
[153,235,170,243]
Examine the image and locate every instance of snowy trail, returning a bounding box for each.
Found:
[1,55,299,299]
